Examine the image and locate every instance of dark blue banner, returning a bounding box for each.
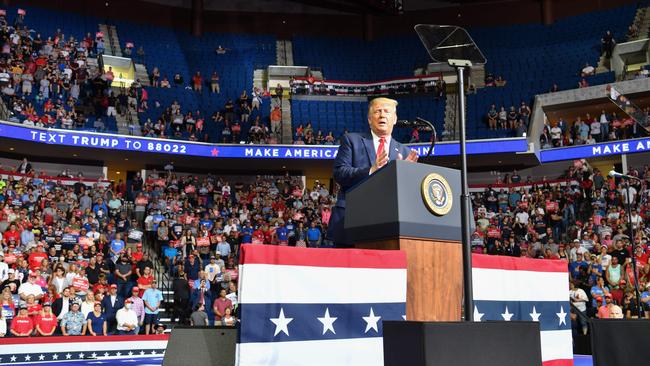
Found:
[540,138,650,162]
[0,122,529,160]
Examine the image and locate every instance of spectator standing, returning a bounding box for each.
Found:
[192,72,203,92]
[60,301,85,336]
[86,302,107,336]
[114,255,133,299]
[142,280,163,335]
[128,286,145,333]
[306,222,321,248]
[213,288,232,324]
[172,271,191,324]
[115,299,138,335]
[190,303,208,326]
[10,305,33,337]
[35,302,57,336]
[210,72,220,94]
[101,284,124,333]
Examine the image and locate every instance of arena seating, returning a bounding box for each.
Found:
[291,94,444,142]
[294,5,635,139]
[293,35,429,82]
[116,21,276,142]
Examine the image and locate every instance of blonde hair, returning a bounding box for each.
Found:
[368,97,398,115]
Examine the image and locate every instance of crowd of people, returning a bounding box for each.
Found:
[138,172,333,324]
[0,160,335,337]
[0,13,132,133]
[0,165,170,337]
[540,108,647,148]
[471,160,650,333]
[139,88,281,144]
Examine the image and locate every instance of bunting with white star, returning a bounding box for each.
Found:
[472,254,574,366]
[0,334,168,365]
[236,245,407,366]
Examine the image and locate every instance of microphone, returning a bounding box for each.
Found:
[396,120,413,127]
[609,170,640,180]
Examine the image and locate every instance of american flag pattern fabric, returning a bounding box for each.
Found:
[236,245,407,366]
[472,254,574,366]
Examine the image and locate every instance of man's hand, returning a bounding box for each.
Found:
[370,148,388,174]
[404,149,418,162]
[397,149,419,162]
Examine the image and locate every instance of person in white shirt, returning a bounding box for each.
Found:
[569,281,589,335]
[630,209,643,230]
[599,110,609,140]
[0,253,8,282]
[550,124,562,146]
[581,63,595,76]
[18,273,44,301]
[598,246,612,267]
[116,299,139,335]
[204,256,221,282]
[619,184,637,205]
[515,210,529,226]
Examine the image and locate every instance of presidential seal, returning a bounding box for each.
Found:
[421,173,452,216]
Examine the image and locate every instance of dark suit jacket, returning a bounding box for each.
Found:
[101,294,124,321]
[52,297,71,318]
[327,132,412,246]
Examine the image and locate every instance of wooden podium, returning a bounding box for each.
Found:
[345,160,463,321]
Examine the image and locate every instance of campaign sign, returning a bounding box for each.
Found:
[0,121,529,160]
[540,137,650,162]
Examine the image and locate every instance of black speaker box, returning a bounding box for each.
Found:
[590,319,648,366]
[163,326,237,366]
[383,321,542,366]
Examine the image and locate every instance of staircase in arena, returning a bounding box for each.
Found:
[134,63,151,86]
[114,88,142,136]
[276,40,294,66]
[280,98,293,143]
[98,24,123,57]
[443,90,459,141]
[597,5,650,74]
[628,6,650,41]
[149,246,174,331]
[253,68,266,93]
[608,86,649,136]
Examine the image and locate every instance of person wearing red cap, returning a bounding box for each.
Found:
[597,294,614,319]
[28,243,48,271]
[101,284,123,334]
[132,244,144,263]
[18,271,43,301]
[116,299,138,335]
[128,286,145,334]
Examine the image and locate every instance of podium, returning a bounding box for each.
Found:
[345,160,463,321]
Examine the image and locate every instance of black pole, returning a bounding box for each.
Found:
[623,181,643,315]
[456,65,474,321]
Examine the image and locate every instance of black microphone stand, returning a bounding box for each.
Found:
[415,117,436,157]
[621,178,643,316]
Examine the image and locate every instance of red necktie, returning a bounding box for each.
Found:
[377,137,386,158]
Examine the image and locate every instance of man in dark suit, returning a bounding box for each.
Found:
[16,157,33,175]
[101,284,124,334]
[327,97,418,247]
[52,286,73,319]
